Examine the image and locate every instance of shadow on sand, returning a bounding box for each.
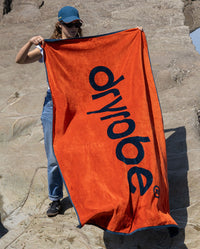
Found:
[103,126,189,249]
[60,196,73,215]
[0,213,8,239]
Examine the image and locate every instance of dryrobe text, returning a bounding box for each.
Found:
[87,66,153,196]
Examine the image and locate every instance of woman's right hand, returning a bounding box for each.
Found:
[16,36,44,64]
[29,36,44,45]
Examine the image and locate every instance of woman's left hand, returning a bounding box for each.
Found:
[136,26,143,31]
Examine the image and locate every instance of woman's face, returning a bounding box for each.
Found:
[60,21,81,39]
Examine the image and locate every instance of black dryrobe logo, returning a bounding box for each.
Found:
[87,66,156,196]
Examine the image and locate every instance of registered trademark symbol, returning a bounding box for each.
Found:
[153,185,160,198]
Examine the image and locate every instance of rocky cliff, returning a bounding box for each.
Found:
[183,0,200,32]
[0,0,200,248]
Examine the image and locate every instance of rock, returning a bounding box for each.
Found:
[0,0,200,248]
[183,0,200,32]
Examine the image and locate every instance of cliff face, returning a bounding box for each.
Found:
[183,0,200,32]
[0,1,200,248]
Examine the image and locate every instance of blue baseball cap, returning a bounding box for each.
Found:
[58,6,81,23]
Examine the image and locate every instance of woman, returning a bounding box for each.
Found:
[16,6,83,217]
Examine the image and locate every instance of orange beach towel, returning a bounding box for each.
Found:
[43,28,178,234]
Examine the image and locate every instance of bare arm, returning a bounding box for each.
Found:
[15,36,44,64]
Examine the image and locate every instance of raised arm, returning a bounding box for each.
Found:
[15,36,44,64]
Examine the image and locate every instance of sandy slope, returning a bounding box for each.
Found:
[0,0,200,248]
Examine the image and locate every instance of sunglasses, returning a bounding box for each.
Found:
[61,22,82,28]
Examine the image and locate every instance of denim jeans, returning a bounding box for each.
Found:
[41,91,63,201]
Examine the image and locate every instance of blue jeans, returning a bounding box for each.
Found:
[41,91,63,201]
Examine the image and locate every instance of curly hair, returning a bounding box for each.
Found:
[50,22,82,39]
